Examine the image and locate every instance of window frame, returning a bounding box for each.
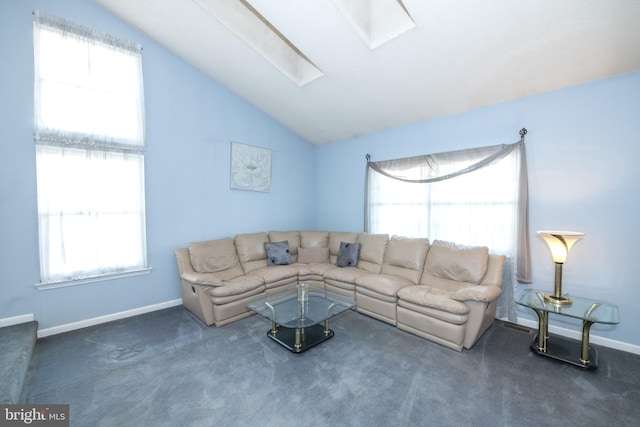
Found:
[33,11,149,288]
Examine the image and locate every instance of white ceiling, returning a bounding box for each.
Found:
[93,0,640,145]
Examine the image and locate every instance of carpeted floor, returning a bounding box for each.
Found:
[22,306,640,427]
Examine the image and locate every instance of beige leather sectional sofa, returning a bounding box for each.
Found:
[174,231,506,351]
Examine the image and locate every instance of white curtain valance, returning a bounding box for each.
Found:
[33,10,145,153]
[367,142,519,183]
[34,10,142,53]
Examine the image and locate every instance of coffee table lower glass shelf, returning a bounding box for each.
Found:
[246,284,355,353]
[516,289,620,370]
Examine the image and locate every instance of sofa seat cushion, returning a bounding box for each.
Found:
[420,272,471,293]
[397,286,470,315]
[398,300,469,327]
[424,240,489,285]
[356,274,415,297]
[323,266,369,284]
[289,263,311,276]
[247,265,298,284]
[288,263,328,281]
[209,275,264,298]
[303,262,337,276]
[210,285,265,306]
[357,286,398,304]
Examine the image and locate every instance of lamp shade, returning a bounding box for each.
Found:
[537,231,584,263]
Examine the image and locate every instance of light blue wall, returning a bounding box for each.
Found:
[316,71,640,349]
[0,0,316,330]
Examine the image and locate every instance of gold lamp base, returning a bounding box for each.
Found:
[543,294,572,305]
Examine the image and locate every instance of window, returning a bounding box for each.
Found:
[366,141,531,321]
[368,151,518,254]
[33,11,148,285]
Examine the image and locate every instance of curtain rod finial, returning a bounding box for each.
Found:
[519,128,527,141]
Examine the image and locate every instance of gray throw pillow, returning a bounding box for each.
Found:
[336,242,360,267]
[265,241,291,266]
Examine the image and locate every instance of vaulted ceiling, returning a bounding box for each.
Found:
[93,0,640,145]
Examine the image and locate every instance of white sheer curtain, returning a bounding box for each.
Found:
[33,11,147,284]
[366,141,531,320]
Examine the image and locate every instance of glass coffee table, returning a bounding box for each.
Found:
[246,284,355,353]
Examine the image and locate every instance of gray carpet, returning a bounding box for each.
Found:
[0,321,38,404]
[22,307,640,427]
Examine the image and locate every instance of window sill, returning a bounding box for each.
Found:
[35,267,152,291]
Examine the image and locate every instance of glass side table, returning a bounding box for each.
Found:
[516,289,620,370]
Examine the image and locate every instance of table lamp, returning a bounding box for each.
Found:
[537,231,584,305]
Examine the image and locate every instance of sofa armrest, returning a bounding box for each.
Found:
[180,271,226,287]
[452,285,501,303]
[479,254,506,286]
[174,248,195,275]
[175,248,224,286]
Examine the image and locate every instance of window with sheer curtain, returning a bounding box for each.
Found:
[33,11,148,285]
[365,141,531,320]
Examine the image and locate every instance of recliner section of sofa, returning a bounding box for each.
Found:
[356,235,430,326]
[174,231,506,351]
[324,232,387,299]
[175,237,264,327]
[396,240,505,350]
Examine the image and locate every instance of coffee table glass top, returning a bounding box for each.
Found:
[516,289,620,324]
[246,284,355,328]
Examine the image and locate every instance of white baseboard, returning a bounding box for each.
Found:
[21,302,640,355]
[515,318,640,356]
[0,313,35,328]
[37,299,183,338]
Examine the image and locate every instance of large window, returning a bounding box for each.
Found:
[366,141,531,320]
[368,150,518,254]
[33,11,147,285]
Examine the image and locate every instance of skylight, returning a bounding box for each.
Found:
[193,0,324,87]
[331,0,416,49]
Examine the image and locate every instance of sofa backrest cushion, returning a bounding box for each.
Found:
[356,233,389,273]
[188,238,244,279]
[300,231,330,248]
[297,246,330,264]
[329,232,358,264]
[423,240,489,285]
[381,236,430,283]
[234,232,269,273]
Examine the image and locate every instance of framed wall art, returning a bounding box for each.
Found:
[230,141,272,192]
